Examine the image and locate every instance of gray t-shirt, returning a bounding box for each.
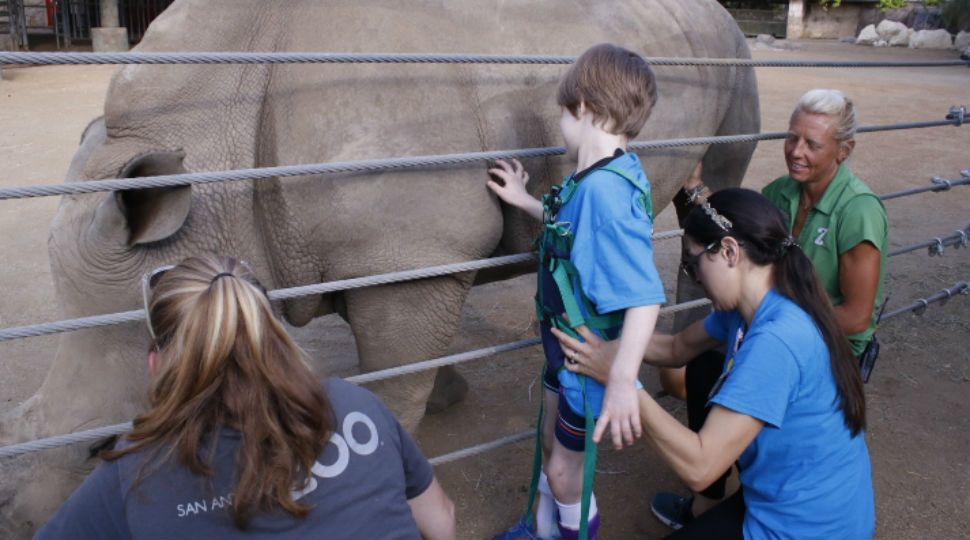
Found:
[35,378,434,540]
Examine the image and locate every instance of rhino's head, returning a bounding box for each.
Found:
[0,118,202,535]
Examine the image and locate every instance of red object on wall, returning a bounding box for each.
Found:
[46,0,55,27]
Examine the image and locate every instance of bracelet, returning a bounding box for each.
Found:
[683,184,710,204]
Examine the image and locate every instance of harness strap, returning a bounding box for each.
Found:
[537,169,641,335]
[578,377,598,540]
[521,396,545,530]
[598,165,653,217]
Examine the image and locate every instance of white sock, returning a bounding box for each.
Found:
[556,493,598,530]
[536,472,557,538]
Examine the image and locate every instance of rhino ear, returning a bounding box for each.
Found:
[113,151,192,246]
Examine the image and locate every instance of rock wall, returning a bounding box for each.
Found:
[803,2,870,39]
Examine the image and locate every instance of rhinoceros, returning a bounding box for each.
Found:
[0,0,758,535]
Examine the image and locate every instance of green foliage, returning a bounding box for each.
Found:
[941,0,970,31]
[878,0,909,10]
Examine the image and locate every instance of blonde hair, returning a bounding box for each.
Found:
[793,89,858,150]
[106,255,333,528]
[557,43,658,139]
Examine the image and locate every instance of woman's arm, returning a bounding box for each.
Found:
[637,392,763,492]
[408,477,457,540]
[552,319,719,382]
[834,241,881,335]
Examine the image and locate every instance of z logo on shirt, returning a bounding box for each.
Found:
[814,227,829,246]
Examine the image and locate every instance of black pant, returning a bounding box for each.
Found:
[685,350,732,499]
[664,488,745,540]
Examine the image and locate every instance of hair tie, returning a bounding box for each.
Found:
[775,235,799,259]
[701,201,732,232]
[210,272,235,284]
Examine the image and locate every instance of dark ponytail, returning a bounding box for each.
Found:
[684,188,866,435]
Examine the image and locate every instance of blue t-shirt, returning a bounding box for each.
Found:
[704,290,875,540]
[544,151,666,416]
[35,378,434,540]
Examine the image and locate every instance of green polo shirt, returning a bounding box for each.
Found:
[762,164,888,356]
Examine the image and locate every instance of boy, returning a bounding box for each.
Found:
[487,43,665,540]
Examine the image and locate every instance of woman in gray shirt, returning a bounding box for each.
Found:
[36,255,455,540]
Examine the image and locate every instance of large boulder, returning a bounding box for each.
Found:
[877,19,910,47]
[909,29,953,49]
[955,31,970,52]
[857,4,944,35]
[856,24,879,45]
[910,5,943,30]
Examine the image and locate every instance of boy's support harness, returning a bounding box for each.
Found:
[521,165,653,540]
[535,165,654,339]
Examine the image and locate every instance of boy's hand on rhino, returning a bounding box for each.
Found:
[593,381,642,450]
[487,159,531,207]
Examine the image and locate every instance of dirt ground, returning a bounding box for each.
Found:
[1,40,968,538]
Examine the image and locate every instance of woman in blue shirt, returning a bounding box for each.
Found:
[553,188,874,539]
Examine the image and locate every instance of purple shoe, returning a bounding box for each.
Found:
[492,518,542,540]
[557,513,601,540]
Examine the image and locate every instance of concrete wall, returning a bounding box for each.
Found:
[803,2,872,39]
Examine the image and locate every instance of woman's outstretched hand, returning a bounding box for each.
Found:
[550,325,618,385]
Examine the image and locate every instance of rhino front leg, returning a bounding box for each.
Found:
[425,365,469,415]
[344,274,474,432]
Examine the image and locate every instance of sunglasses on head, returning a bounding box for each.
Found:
[679,241,720,282]
[141,264,175,343]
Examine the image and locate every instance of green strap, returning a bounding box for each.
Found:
[579,376,598,540]
[550,257,588,330]
[520,371,599,540]
[521,386,545,530]
[548,257,623,331]
[599,165,653,218]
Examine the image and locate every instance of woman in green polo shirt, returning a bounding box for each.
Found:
[648,89,888,530]
[762,89,887,357]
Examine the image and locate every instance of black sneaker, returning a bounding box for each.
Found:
[650,491,694,530]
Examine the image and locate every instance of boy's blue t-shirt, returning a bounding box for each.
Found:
[554,151,667,314]
[703,290,875,540]
[542,151,666,416]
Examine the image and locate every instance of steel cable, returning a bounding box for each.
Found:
[881,281,969,321]
[0,297,711,459]
[888,224,970,257]
[2,51,969,68]
[2,282,964,459]
[0,119,964,201]
[0,229,686,344]
[880,171,970,201]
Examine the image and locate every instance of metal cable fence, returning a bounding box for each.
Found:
[1,280,965,460]
[2,51,969,68]
[0,113,965,201]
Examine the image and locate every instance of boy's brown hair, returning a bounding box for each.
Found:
[557,43,658,139]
